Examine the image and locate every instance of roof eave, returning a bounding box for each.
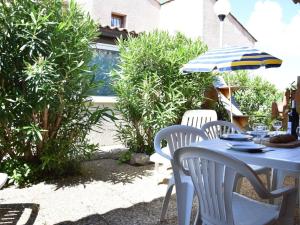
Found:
[99,25,138,37]
[159,0,175,5]
[228,13,257,43]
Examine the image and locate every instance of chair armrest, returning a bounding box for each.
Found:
[270,186,297,198]
[153,142,172,161]
[254,185,297,200]
[246,173,297,200]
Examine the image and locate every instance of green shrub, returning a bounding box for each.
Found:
[224,71,282,127]
[0,0,111,185]
[113,31,212,156]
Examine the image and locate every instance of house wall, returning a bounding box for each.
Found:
[76,0,255,47]
[202,0,255,49]
[159,0,204,39]
[76,0,161,33]
[223,15,256,47]
[74,0,256,147]
[87,97,122,147]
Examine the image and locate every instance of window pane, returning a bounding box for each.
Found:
[111,17,121,27]
[89,48,119,96]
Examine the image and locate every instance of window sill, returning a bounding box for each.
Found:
[89,96,118,104]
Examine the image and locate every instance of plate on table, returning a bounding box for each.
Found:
[220,133,253,141]
[227,142,266,153]
[246,131,270,138]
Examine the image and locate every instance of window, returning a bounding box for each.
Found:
[89,43,119,96]
[111,13,126,28]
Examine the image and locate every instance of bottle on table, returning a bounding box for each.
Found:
[287,100,299,138]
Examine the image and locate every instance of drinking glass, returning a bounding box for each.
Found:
[254,124,268,144]
[272,120,282,135]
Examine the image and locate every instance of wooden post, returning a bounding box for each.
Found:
[233,115,249,130]
[201,86,219,109]
[282,89,290,129]
[271,102,279,119]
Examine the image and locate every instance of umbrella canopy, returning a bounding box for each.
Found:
[181,46,282,73]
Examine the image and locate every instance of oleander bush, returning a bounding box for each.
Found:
[0,0,111,185]
[112,31,213,157]
[224,71,282,127]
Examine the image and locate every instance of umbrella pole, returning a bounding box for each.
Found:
[228,76,233,123]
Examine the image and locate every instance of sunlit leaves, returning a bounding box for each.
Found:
[113,31,213,154]
[0,0,110,185]
[223,71,282,127]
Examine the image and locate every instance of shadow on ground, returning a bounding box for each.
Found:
[45,159,156,190]
[0,203,39,225]
[54,176,300,225]
[55,195,196,225]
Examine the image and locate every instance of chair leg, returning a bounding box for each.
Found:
[277,187,297,225]
[176,183,194,225]
[271,168,277,191]
[273,169,286,189]
[160,181,174,221]
[295,175,300,218]
[296,176,300,207]
[264,170,272,204]
[272,169,286,205]
[266,170,271,191]
[193,206,202,225]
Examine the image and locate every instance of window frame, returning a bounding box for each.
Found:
[91,43,119,52]
[89,43,119,103]
[111,13,126,28]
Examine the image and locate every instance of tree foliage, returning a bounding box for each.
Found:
[224,71,282,127]
[0,0,110,185]
[113,31,212,155]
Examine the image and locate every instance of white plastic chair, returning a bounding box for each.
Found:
[151,109,218,167]
[201,120,272,191]
[0,173,7,189]
[181,109,218,128]
[154,125,207,225]
[151,109,218,166]
[174,146,297,225]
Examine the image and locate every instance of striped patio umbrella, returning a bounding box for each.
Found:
[181,46,282,123]
[181,46,282,73]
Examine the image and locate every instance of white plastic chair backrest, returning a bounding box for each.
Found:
[0,173,7,189]
[181,110,218,129]
[174,146,269,225]
[201,120,241,140]
[154,125,208,160]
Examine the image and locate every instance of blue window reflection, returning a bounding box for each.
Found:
[89,47,119,96]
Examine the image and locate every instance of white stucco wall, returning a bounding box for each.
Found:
[75,0,255,47]
[75,0,94,14]
[159,0,204,39]
[87,97,122,147]
[223,15,255,47]
[160,0,254,48]
[76,0,160,33]
[202,0,255,49]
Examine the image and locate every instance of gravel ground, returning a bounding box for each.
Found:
[0,158,299,225]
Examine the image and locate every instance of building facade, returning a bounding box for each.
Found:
[77,0,255,48]
[75,0,256,146]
